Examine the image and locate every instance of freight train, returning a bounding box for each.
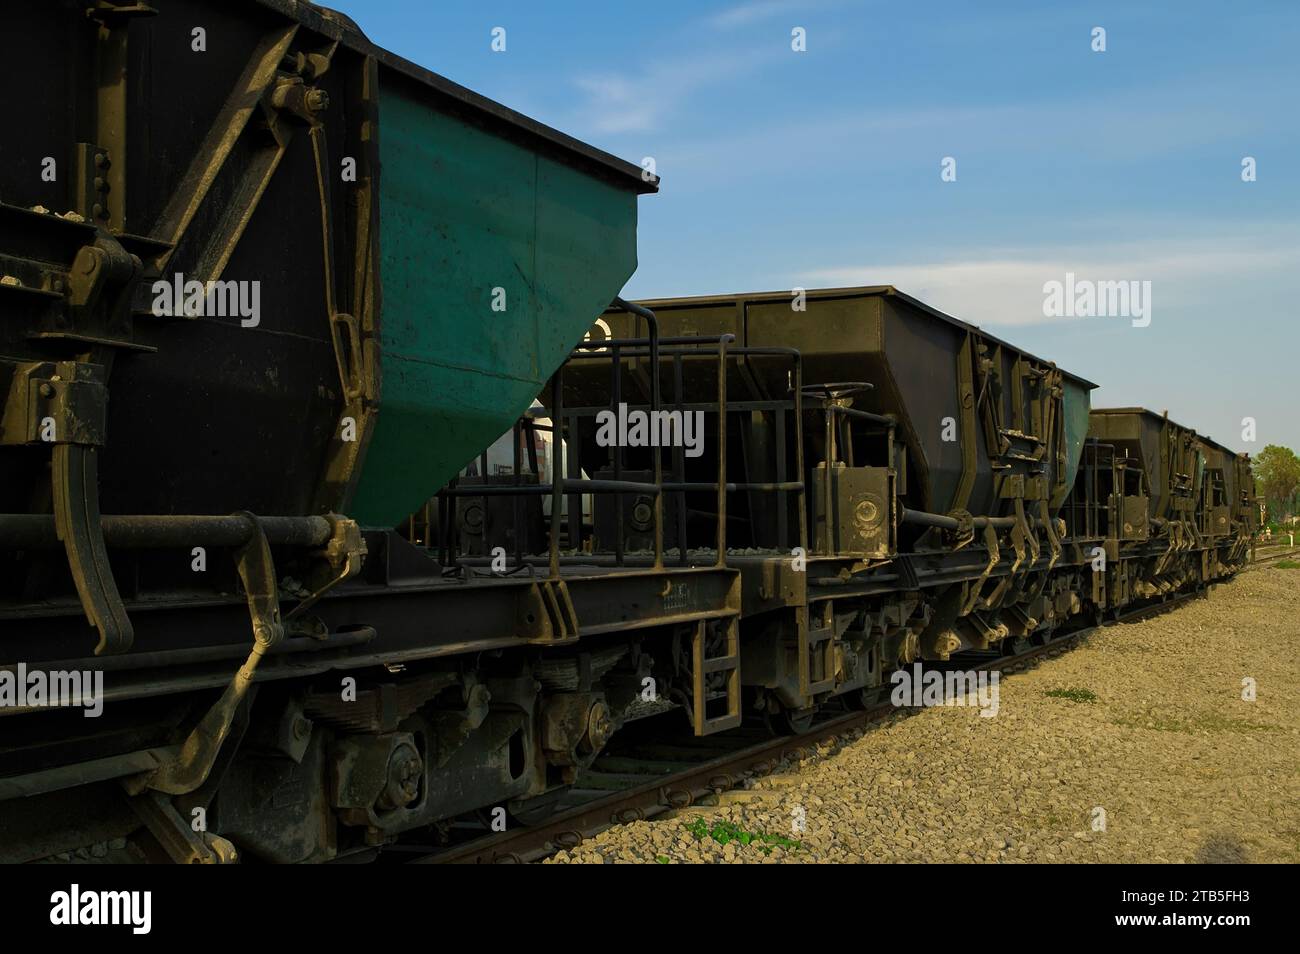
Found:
[0,1,1256,863]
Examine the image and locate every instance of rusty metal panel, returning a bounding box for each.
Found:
[810,464,893,557]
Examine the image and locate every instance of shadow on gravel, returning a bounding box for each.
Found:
[1194,833,1251,864]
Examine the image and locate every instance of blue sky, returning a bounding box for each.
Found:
[335,0,1299,453]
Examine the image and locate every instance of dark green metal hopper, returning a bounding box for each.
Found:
[348,72,652,526]
[0,0,655,532]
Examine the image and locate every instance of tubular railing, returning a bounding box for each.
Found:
[564,337,807,563]
[429,303,807,576]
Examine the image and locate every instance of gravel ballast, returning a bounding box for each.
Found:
[547,569,1300,864]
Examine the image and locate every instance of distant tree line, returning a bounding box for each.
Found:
[1254,444,1300,523]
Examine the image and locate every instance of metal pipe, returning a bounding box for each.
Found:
[674,351,688,566]
[6,627,377,675]
[612,297,662,569]
[899,508,1018,531]
[566,406,582,556]
[549,372,564,577]
[662,481,803,492]
[794,358,808,556]
[822,408,835,554]
[570,336,799,354]
[612,341,625,566]
[775,393,788,550]
[715,334,730,564]
[512,421,523,567]
[449,479,662,496]
[560,400,788,416]
[828,404,896,427]
[0,513,333,549]
[569,343,800,361]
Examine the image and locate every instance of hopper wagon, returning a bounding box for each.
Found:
[0,2,1259,864]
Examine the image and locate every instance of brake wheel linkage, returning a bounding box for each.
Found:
[130,512,283,797]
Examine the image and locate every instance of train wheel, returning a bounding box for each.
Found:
[507,789,569,826]
[781,706,817,735]
[842,685,884,710]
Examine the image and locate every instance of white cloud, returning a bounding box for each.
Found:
[570,51,767,134]
[798,235,1300,327]
[571,75,658,135]
[621,63,1281,185]
[568,0,844,134]
[707,1,804,29]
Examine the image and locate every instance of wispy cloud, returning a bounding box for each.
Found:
[707,1,806,29]
[798,233,1300,327]
[570,50,768,134]
[644,90,1264,187]
[569,1,847,134]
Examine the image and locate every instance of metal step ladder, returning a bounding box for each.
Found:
[691,617,741,735]
[799,609,837,698]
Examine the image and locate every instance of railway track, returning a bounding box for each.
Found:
[405,587,1205,865]
[1247,543,1300,568]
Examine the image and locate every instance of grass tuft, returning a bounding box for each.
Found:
[1044,687,1099,704]
[684,817,801,854]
